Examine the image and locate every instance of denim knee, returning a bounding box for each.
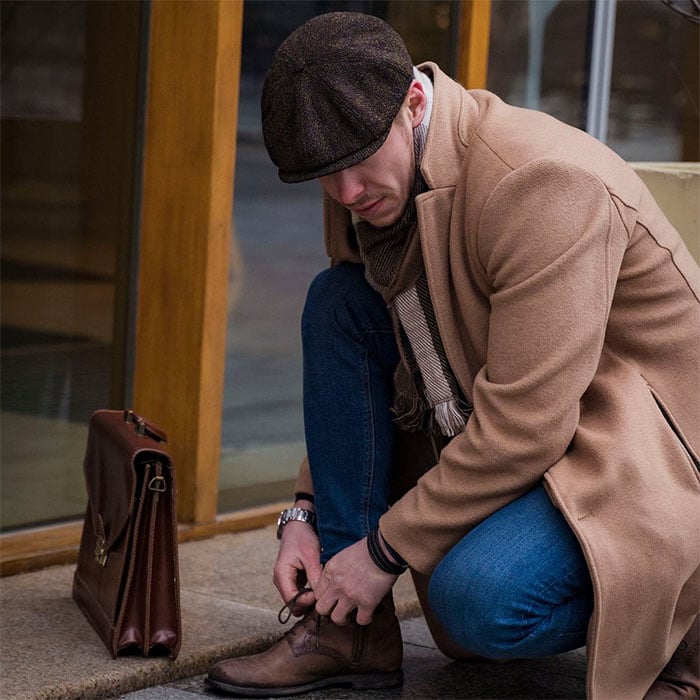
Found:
[303,264,362,334]
[427,486,594,660]
[428,555,524,659]
[302,263,391,348]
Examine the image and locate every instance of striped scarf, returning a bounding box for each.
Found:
[355,121,471,436]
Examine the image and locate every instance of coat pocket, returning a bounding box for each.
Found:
[647,384,700,475]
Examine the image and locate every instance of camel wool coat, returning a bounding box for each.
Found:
[295,63,700,698]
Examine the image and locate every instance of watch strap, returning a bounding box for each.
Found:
[276,507,316,539]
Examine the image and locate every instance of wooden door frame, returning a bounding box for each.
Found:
[132,0,241,525]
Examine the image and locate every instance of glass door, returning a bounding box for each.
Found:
[218,0,461,513]
[1,0,146,530]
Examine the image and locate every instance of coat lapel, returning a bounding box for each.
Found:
[416,188,475,405]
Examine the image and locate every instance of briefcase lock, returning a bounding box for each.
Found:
[95,536,108,567]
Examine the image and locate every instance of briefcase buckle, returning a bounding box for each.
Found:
[95,536,108,567]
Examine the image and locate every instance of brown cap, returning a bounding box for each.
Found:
[261,12,414,183]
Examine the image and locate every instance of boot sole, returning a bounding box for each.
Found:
[205,670,403,697]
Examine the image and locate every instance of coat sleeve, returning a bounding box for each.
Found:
[293,457,314,497]
[379,158,629,574]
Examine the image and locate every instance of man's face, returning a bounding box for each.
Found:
[319,81,426,229]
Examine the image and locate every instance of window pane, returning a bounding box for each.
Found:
[607,0,699,161]
[0,0,144,530]
[218,1,325,512]
[487,0,699,161]
[488,0,593,130]
[218,0,460,513]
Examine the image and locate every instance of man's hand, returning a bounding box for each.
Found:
[314,537,398,626]
[273,520,322,615]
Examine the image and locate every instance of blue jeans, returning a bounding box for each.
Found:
[301,262,594,658]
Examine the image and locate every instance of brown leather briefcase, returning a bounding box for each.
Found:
[73,409,181,658]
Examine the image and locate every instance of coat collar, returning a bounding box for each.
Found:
[418,62,478,190]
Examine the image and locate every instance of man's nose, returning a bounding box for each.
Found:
[330,169,365,207]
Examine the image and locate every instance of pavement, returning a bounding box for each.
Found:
[113,615,588,700]
[114,621,587,700]
[0,525,587,700]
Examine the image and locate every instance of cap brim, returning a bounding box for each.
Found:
[277,127,391,183]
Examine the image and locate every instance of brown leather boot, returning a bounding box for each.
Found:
[645,617,700,699]
[206,595,403,696]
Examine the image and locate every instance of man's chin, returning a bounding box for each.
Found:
[360,209,401,229]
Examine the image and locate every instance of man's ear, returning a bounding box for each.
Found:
[407,80,427,128]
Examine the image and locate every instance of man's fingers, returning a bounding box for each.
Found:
[272,569,297,602]
[312,569,331,599]
[314,580,337,616]
[274,562,305,604]
[305,559,324,592]
[355,605,374,626]
[330,600,355,626]
[290,589,315,615]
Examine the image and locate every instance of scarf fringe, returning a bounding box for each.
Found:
[434,399,468,437]
[392,390,430,432]
[393,392,472,437]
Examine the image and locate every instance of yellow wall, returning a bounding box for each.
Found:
[632,163,700,263]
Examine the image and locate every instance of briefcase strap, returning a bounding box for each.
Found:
[143,461,165,650]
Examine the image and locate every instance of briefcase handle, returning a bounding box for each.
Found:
[123,409,168,444]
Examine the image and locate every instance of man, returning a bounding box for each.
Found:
[208,12,700,699]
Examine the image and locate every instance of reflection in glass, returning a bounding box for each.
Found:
[218,0,459,512]
[487,0,699,161]
[219,1,325,512]
[1,1,143,530]
[488,0,592,130]
[607,0,698,161]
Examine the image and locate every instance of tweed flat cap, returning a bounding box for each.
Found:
[261,12,414,183]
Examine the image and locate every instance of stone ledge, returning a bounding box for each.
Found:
[631,162,700,262]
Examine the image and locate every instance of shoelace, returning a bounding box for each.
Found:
[277,587,314,624]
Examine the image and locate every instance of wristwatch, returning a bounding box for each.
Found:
[276,507,317,539]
